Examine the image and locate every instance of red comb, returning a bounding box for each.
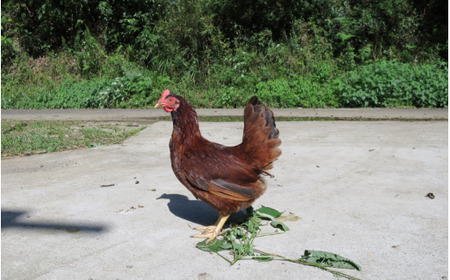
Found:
[162,90,170,98]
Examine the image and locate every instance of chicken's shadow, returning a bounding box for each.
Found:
[157,193,218,226]
[157,193,248,227]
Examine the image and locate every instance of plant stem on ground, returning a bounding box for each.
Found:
[252,249,362,280]
[197,206,362,280]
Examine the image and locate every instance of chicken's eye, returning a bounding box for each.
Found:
[167,98,174,103]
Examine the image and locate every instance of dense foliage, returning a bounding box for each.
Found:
[1,0,448,108]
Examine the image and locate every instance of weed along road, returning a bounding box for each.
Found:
[1,109,448,279]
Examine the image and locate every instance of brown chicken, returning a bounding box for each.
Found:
[155,90,281,242]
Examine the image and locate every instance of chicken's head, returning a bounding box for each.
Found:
[154,90,180,112]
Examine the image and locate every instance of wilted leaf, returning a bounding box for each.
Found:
[243,219,256,232]
[276,213,301,222]
[197,238,230,253]
[220,240,234,250]
[231,242,245,254]
[270,220,290,232]
[255,206,283,220]
[234,227,246,237]
[300,250,361,271]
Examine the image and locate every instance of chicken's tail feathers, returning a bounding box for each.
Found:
[240,96,281,173]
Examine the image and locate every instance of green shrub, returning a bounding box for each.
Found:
[256,77,338,108]
[411,63,448,108]
[213,87,249,108]
[336,61,448,108]
[256,79,298,107]
[16,79,109,109]
[1,15,18,67]
[93,71,172,108]
[2,71,172,109]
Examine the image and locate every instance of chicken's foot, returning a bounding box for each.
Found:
[193,214,223,233]
[192,214,230,243]
[194,225,216,234]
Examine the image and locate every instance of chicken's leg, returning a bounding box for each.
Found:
[192,214,230,243]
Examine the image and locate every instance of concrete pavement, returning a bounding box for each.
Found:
[1,110,448,279]
[1,107,448,122]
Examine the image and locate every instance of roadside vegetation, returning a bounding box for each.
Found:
[1,121,145,158]
[1,0,448,109]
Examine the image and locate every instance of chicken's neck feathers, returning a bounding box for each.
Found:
[170,102,202,140]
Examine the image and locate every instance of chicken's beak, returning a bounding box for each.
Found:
[154,101,164,109]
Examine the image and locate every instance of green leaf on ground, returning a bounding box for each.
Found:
[300,250,362,271]
[196,238,229,253]
[255,206,283,220]
[270,220,290,232]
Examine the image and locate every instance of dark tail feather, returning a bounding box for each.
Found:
[240,96,281,172]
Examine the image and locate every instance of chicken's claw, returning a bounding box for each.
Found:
[192,231,221,243]
[191,214,230,243]
[194,225,217,234]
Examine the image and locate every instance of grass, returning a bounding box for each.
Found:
[1,121,145,158]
